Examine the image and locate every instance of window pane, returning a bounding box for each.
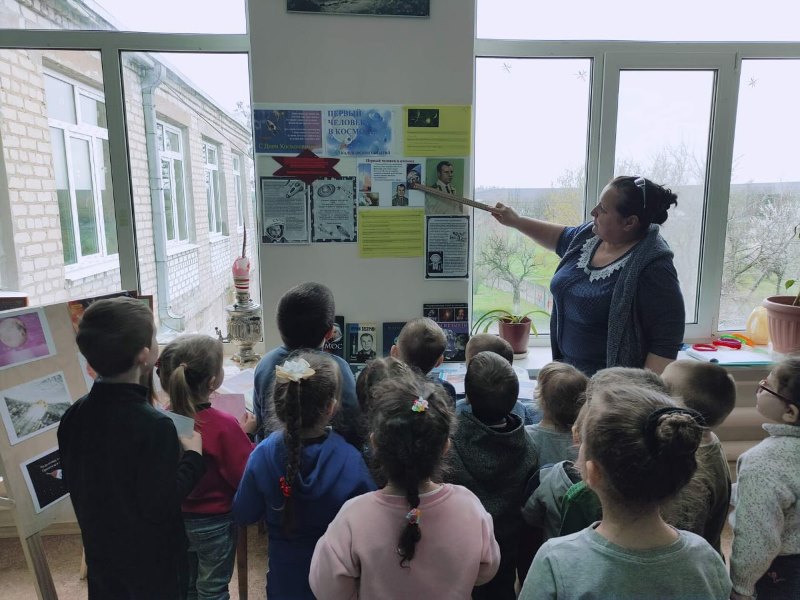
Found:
[175,160,188,241]
[80,95,107,128]
[162,159,175,241]
[614,70,715,322]
[70,137,99,257]
[122,51,255,337]
[43,75,76,124]
[1,0,246,33]
[477,0,800,42]
[474,58,591,334]
[50,128,77,266]
[96,139,117,254]
[720,60,800,330]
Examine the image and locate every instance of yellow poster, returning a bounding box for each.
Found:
[403,105,472,156]
[358,209,424,258]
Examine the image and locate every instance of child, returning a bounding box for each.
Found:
[661,359,736,555]
[309,375,501,599]
[455,333,539,424]
[447,351,538,600]
[520,384,732,599]
[525,361,588,466]
[253,282,360,444]
[233,352,375,599]
[158,334,254,600]
[730,355,800,600]
[391,317,457,402]
[58,298,205,599]
[558,366,668,536]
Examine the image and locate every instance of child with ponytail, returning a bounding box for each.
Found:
[233,351,375,599]
[310,374,501,600]
[520,382,731,599]
[158,334,254,600]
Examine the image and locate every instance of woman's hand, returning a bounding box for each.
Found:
[491,202,520,228]
[179,431,203,455]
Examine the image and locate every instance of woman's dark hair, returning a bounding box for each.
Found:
[582,383,702,509]
[610,175,678,231]
[157,334,223,417]
[272,351,341,533]
[369,374,454,566]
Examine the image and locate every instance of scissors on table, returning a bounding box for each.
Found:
[691,338,743,352]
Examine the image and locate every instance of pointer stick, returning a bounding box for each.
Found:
[410,182,497,213]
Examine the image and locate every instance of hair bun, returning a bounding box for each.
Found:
[654,413,702,457]
[649,185,678,226]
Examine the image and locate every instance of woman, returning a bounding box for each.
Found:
[492,176,684,376]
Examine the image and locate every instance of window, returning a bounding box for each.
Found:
[473,57,592,334]
[233,154,244,229]
[721,59,800,330]
[203,141,225,235]
[44,72,117,267]
[157,121,190,242]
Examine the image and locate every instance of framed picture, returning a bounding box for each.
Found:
[0,307,56,372]
[287,0,430,17]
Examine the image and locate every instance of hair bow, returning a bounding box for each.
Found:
[275,358,315,383]
[411,397,428,413]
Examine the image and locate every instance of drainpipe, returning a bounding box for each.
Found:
[141,62,185,332]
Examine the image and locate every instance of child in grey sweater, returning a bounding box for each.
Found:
[520,382,731,600]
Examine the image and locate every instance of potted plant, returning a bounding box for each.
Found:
[471,308,550,358]
[763,278,800,354]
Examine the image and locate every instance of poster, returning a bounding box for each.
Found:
[0,372,73,445]
[310,177,358,242]
[67,291,136,333]
[324,107,398,157]
[422,303,469,362]
[382,322,406,357]
[347,322,377,364]
[404,105,472,156]
[358,209,424,258]
[424,157,466,215]
[253,109,323,155]
[287,0,429,16]
[357,158,426,208]
[20,448,69,513]
[0,308,55,371]
[323,315,345,359]
[425,216,470,279]
[260,177,310,244]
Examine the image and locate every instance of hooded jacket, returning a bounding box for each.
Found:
[233,429,375,599]
[447,412,539,545]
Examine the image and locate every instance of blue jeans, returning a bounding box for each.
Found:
[755,554,800,600]
[184,513,237,600]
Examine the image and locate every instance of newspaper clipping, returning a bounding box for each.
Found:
[425,216,469,279]
[311,177,358,243]
[260,177,310,244]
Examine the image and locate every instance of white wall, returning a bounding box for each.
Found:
[248,1,476,348]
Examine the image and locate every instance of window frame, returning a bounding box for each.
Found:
[203,140,225,237]
[0,29,251,293]
[44,70,118,273]
[474,39,800,344]
[156,119,191,244]
[232,153,244,231]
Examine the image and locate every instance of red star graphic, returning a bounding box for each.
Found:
[273,150,340,185]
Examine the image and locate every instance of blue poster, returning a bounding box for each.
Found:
[324,108,394,157]
[253,109,323,154]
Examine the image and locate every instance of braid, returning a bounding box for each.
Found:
[398,462,422,566]
[281,380,303,533]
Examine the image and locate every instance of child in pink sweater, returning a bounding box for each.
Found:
[310,374,500,599]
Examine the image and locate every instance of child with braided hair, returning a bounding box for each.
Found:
[233,352,375,599]
[310,374,500,599]
[520,383,731,599]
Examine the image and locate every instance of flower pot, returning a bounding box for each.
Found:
[498,318,531,358]
[762,295,800,354]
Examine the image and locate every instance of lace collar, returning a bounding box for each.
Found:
[576,236,632,282]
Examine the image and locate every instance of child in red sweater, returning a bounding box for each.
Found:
[158,335,254,600]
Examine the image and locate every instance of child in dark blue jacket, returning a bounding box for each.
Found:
[234,351,375,599]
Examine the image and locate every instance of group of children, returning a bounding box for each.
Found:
[56,284,800,599]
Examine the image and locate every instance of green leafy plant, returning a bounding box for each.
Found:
[471,308,550,336]
[786,226,800,307]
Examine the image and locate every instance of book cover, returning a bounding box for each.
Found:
[347,322,377,364]
[422,303,469,362]
[382,321,406,357]
[323,315,345,358]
